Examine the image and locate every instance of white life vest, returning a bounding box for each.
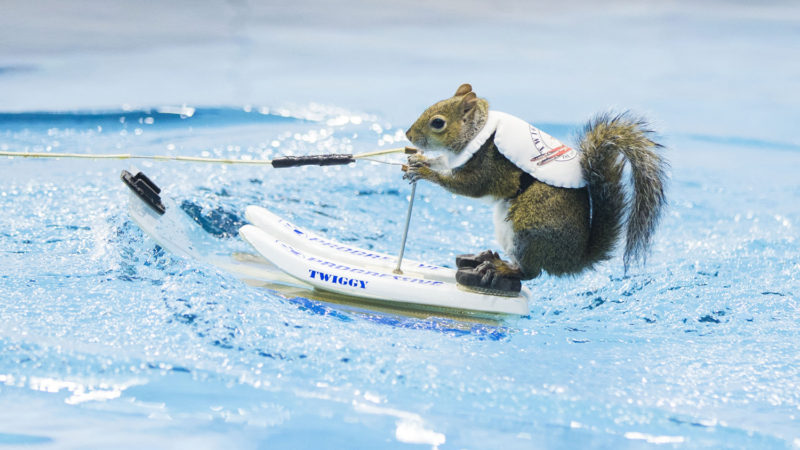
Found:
[447,111,586,189]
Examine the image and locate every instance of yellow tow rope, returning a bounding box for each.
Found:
[0,146,415,166]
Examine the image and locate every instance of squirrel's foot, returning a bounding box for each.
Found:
[402,154,433,183]
[455,249,499,269]
[455,260,522,296]
[456,251,522,277]
[407,153,429,166]
[490,259,524,278]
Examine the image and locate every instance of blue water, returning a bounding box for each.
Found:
[1,105,798,449]
[2,1,800,448]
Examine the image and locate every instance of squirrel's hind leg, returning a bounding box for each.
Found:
[454,250,524,277]
[480,258,523,278]
[455,255,523,295]
[455,249,499,269]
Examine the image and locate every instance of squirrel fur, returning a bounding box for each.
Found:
[404,83,667,281]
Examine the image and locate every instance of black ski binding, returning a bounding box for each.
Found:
[121,170,166,215]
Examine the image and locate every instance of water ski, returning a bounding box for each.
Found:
[122,170,531,319]
[240,206,531,316]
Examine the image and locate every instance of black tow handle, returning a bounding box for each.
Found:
[271,147,418,168]
[270,154,355,168]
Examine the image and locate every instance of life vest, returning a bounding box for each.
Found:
[447,111,586,189]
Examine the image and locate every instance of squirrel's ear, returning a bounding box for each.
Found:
[454,83,472,96]
[461,92,478,113]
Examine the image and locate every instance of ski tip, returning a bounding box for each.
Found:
[121,169,166,215]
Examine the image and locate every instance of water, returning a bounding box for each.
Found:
[1,1,799,449]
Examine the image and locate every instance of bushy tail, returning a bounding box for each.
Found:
[578,112,668,271]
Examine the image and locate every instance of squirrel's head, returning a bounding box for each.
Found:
[405,83,489,154]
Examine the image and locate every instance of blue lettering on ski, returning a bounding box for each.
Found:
[307,236,389,261]
[280,221,447,272]
[306,257,445,287]
[309,269,368,289]
[279,241,444,288]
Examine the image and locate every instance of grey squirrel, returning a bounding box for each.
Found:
[403,83,667,294]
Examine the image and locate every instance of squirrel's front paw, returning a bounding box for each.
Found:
[407,153,429,166]
[402,155,433,183]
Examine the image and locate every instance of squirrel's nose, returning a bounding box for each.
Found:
[405,128,414,141]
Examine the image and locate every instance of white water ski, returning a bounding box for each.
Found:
[124,173,530,318]
[245,205,454,281]
[240,207,531,316]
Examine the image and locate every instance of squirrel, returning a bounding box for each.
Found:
[403,83,667,294]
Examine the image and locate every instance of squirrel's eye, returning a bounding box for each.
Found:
[430,118,446,130]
